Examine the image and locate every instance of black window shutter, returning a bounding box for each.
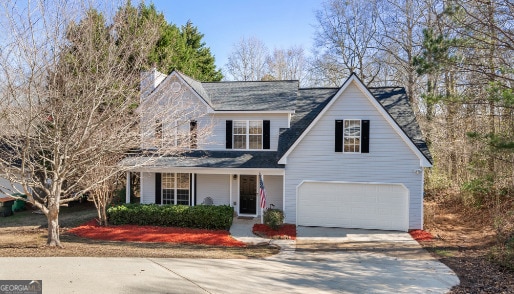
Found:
[189,173,193,206]
[263,120,270,149]
[335,120,343,152]
[226,120,233,149]
[155,173,162,205]
[190,120,197,149]
[193,174,197,206]
[361,120,370,153]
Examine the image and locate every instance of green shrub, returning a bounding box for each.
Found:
[263,209,284,230]
[107,204,234,230]
[461,177,494,207]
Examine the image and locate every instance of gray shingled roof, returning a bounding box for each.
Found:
[177,72,213,106]
[121,150,284,169]
[202,81,297,111]
[277,88,338,157]
[143,72,432,168]
[369,87,432,163]
[170,73,298,111]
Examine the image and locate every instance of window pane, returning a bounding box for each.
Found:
[162,173,174,189]
[233,121,247,134]
[176,121,190,147]
[249,134,262,149]
[234,135,246,149]
[177,189,189,205]
[177,173,189,189]
[249,121,262,134]
[162,189,174,204]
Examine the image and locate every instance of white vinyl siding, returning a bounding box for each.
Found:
[284,82,424,230]
[196,174,230,206]
[140,172,155,204]
[261,175,283,211]
[140,83,209,150]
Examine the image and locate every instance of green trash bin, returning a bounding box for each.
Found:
[12,193,27,212]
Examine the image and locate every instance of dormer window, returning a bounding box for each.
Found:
[226,120,270,150]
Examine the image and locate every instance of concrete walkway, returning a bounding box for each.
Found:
[0,220,460,293]
[229,217,296,256]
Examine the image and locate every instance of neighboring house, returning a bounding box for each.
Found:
[122,69,432,231]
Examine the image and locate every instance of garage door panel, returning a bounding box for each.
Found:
[297,182,408,231]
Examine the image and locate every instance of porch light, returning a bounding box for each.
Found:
[233,174,238,180]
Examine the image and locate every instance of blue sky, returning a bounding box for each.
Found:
[150,0,322,71]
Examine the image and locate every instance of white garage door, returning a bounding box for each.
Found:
[297,181,409,231]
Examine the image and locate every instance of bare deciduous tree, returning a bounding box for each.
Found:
[265,46,307,82]
[0,0,211,246]
[312,0,382,86]
[225,37,269,81]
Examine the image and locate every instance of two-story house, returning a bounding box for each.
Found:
[122,69,432,231]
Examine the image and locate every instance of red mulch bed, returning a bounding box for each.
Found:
[67,219,246,247]
[252,224,296,240]
[409,229,434,241]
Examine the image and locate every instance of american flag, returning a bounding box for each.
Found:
[259,173,266,209]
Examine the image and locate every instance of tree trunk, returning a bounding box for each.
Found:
[487,0,497,175]
[101,204,108,226]
[46,203,62,247]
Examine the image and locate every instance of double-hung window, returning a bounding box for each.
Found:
[343,119,361,153]
[161,173,190,205]
[233,120,263,150]
[156,120,197,149]
[335,119,370,153]
[226,120,270,150]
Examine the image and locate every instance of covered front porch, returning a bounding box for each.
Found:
[124,168,284,217]
[121,151,285,217]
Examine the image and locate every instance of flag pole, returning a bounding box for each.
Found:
[260,173,264,224]
[261,203,264,224]
[259,173,266,224]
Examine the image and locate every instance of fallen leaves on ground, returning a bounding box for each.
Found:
[252,224,296,240]
[67,219,246,247]
[409,229,434,241]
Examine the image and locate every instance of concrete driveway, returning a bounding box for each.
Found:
[0,227,459,293]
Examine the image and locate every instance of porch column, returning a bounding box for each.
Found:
[125,172,131,203]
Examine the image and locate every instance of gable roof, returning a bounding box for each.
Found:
[278,74,432,166]
[152,71,297,112]
[146,71,431,168]
[370,87,432,164]
[177,71,213,107]
[277,88,338,157]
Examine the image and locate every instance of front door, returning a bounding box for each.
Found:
[239,175,257,214]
